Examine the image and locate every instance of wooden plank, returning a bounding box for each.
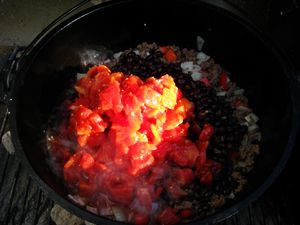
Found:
[6,164,31,225]
[35,190,53,225]
[21,178,40,225]
[0,145,9,188]
[0,155,20,224]
[249,201,266,225]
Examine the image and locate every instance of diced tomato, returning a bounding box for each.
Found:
[180,209,192,218]
[109,128,138,147]
[75,77,93,97]
[69,97,90,109]
[77,135,89,147]
[134,212,149,225]
[122,92,141,115]
[136,187,153,212]
[162,123,189,142]
[165,179,188,199]
[196,159,218,185]
[177,89,183,101]
[88,65,111,77]
[144,87,162,109]
[191,122,201,136]
[88,112,107,133]
[146,164,170,184]
[160,46,169,54]
[199,123,214,142]
[72,106,93,120]
[111,72,125,83]
[48,137,71,164]
[86,133,105,148]
[165,49,177,62]
[78,181,96,197]
[172,168,194,188]
[154,186,164,198]
[161,87,178,110]
[122,75,143,93]
[160,47,177,62]
[164,110,184,130]
[152,142,174,161]
[93,162,108,171]
[211,160,223,175]
[95,137,114,163]
[99,79,123,112]
[219,71,229,90]
[145,77,164,94]
[196,140,209,167]
[63,152,83,182]
[70,106,93,136]
[157,207,181,225]
[200,77,210,87]
[130,142,154,175]
[169,140,200,167]
[150,124,162,145]
[159,75,176,89]
[80,152,95,169]
[175,98,194,118]
[198,166,213,184]
[102,174,134,204]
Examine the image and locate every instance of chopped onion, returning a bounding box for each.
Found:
[196,52,210,64]
[104,59,111,64]
[228,192,235,199]
[249,132,262,141]
[245,113,259,124]
[240,121,249,127]
[180,61,194,72]
[237,161,247,167]
[191,71,203,81]
[192,64,201,72]
[76,73,86,80]
[99,207,113,216]
[68,195,86,206]
[248,124,259,132]
[196,36,205,51]
[133,50,140,55]
[234,89,245,96]
[112,206,126,222]
[236,106,252,113]
[151,203,159,213]
[113,52,123,59]
[216,91,227,97]
[86,206,98,215]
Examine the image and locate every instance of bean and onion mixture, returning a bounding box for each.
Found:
[47,39,260,225]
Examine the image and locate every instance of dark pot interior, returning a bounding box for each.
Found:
[12,0,295,224]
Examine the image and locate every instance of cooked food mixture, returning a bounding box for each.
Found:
[48,40,261,225]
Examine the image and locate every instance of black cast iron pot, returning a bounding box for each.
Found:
[5,0,300,224]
